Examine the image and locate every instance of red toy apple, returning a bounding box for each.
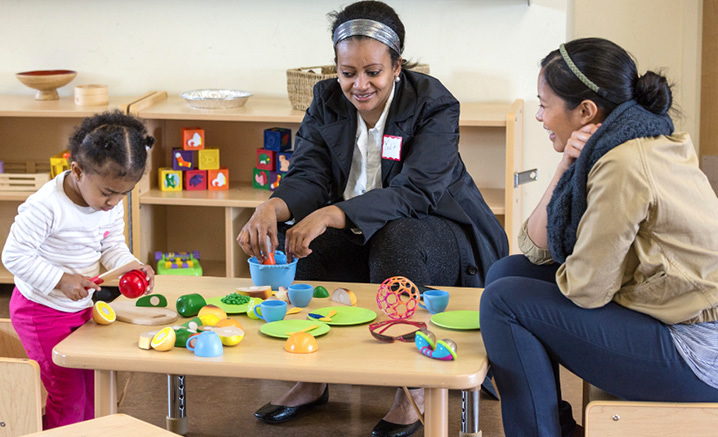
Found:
[119,269,148,299]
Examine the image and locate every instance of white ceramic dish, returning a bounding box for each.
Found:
[180,89,252,109]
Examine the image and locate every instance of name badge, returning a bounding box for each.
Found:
[382,135,402,161]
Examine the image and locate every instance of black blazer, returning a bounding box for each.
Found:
[272,70,508,286]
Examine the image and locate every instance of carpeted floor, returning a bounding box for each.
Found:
[0,283,583,436]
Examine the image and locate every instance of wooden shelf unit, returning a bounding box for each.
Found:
[0,93,152,284]
[129,94,523,279]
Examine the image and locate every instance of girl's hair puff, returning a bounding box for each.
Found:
[68,110,154,180]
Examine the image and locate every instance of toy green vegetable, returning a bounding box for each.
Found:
[176,293,206,317]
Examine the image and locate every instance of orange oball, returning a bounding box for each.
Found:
[376,276,419,319]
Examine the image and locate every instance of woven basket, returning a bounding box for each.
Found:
[287,64,430,111]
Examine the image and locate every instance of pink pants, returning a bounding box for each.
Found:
[10,288,94,430]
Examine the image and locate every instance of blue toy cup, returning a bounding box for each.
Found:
[288,283,314,308]
[418,289,450,314]
[186,331,223,357]
[253,300,288,323]
[248,251,297,290]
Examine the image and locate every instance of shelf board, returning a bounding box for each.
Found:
[137,96,306,123]
[140,182,505,214]
[0,95,135,117]
[0,190,36,202]
[459,102,511,127]
[140,181,271,207]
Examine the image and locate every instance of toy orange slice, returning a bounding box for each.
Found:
[198,304,227,320]
[151,327,176,351]
[92,301,116,325]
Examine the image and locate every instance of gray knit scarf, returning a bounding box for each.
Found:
[546,100,674,263]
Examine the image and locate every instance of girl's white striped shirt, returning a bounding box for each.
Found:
[2,171,138,313]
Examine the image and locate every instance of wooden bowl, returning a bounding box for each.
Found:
[16,70,77,100]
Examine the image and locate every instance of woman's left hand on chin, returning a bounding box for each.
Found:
[285,206,346,261]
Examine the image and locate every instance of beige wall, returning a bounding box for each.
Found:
[568,0,703,145]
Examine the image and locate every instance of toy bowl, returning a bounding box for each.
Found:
[16,70,77,100]
[248,251,297,290]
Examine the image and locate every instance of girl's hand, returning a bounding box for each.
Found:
[138,264,155,295]
[237,200,280,262]
[57,273,100,301]
[285,206,346,261]
[558,123,601,172]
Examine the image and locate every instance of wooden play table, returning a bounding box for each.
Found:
[53,276,488,436]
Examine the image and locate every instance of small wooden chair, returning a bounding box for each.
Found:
[0,318,46,436]
[583,381,718,436]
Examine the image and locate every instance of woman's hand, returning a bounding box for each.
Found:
[57,273,100,301]
[138,264,155,295]
[557,123,601,172]
[237,198,289,262]
[285,205,346,261]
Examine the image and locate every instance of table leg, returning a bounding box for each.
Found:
[460,387,482,437]
[424,387,449,437]
[166,374,188,435]
[94,370,117,417]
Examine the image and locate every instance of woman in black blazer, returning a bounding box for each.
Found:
[237,1,507,435]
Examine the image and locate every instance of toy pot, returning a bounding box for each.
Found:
[118,270,148,298]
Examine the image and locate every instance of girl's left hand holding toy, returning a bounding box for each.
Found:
[137,264,155,294]
[57,272,101,301]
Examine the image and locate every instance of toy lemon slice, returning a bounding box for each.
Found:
[211,326,245,346]
[151,327,176,351]
[92,301,116,325]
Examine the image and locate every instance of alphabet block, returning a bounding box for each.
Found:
[263,127,291,152]
[172,149,194,171]
[198,148,220,170]
[253,168,271,190]
[208,167,229,191]
[182,127,205,150]
[276,152,292,172]
[269,171,285,191]
[256,148,277,171]
[158,167,182,192]
[184,169,206,191]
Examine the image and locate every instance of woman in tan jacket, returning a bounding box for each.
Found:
[480,37,718,437]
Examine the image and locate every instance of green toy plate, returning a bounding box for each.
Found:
[260,319,330,339]
[308,306,377,326]
[205,296,249,314]
[430,310,480,330]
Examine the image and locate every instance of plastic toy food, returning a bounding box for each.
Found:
[119,269,149,298]
[313,285,329,298]
[198,304,227,320]
[92,301,116,325]
[331,288,357,306]
[138,331,158,350]
[151,327,176,352]
[376,276,420,319]
[236,285,273,300]
[285,332,318,354]
[136,294,168,307]
[215,318,242,329]
[173,327,197,348]
[212,326,245,346]
[176,293,207,317]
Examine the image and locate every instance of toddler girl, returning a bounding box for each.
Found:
[2,110,155,429]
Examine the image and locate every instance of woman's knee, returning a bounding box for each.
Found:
[486,255,530,285]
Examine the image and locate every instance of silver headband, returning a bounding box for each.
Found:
[332,19,402,55]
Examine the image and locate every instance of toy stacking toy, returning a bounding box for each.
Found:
[415,329,458,361]
[376,276,420,319]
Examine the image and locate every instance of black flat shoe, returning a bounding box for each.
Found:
[254,385,329,424]
[371,419,423,437]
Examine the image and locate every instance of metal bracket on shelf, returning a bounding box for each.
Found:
[514,169,538,188]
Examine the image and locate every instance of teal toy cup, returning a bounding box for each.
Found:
[288,283,314,307]
[418,289,450,314]
[186,331,223,357]
[248,251,297,290]
[253,300,287,323]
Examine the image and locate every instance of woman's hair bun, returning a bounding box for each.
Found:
[634,70,672,115]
